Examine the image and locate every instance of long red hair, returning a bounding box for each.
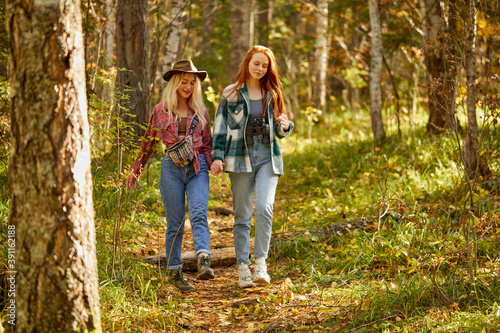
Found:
[231,45,287,119]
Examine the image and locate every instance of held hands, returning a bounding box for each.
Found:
[211,159,225,176]
[276,114,290,131]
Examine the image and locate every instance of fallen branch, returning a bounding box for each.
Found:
[142,217,379,270]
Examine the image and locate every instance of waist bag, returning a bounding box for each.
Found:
[165,116,199,167]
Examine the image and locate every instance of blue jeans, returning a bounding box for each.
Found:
[159,154,210,270]
[229,135,279,265]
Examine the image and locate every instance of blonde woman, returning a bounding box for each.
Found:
[127,60,214,293]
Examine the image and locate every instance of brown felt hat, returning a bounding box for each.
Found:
[163,59,207,82]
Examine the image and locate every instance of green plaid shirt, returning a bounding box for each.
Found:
[212,83,294,175]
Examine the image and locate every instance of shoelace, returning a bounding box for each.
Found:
[255,265,267,274]
[200,257,210,266]
[175,271,189,286]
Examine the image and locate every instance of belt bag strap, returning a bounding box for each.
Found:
[188,115,199,136]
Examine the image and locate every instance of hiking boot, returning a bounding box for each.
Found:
[238,264,256,288]
[196,253,215,280]
[168,269,195,293]
[252,258,270,284]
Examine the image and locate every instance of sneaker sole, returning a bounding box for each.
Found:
[178,288,195,293]
[252,277,270,284]
[239,282,256,288]
[196,272,215,280]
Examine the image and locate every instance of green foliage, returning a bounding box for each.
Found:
[342,66,369,89]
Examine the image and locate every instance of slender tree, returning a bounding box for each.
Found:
[163,0,185,74]
[202,0,216,57]
[116,0,149,139]
[257,0,273,46]
[463,0,491,182]
[368,0,386,144]
[420,0,454,134]
[313,0,328,113]
[6,0,101,331]
[230,0,254,79]
[106,0,115,68]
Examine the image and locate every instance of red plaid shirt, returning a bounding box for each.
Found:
[131,103,213,175]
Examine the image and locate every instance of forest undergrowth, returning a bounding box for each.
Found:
[1,110,500,332]
[90,109,500,332]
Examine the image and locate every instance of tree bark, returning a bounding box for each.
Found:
[6,0,101,331]
[463,0,491,183]
[368,0,386,145]
[314,0,328,113]
[230,0,254,80]
[202,0,216,57]
[106,0,115,65]
[163,0,185,74]
[420,0,455,135]
[116,0,149,140]
[257,0,273,46]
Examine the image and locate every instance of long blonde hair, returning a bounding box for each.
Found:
[160,73,207,128]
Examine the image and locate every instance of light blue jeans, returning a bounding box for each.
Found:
[229,135,279,265]
[159,154,210,270]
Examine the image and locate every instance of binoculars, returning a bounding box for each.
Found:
[246,118,270,145]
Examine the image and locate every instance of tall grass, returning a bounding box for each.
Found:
[271,109,500,331]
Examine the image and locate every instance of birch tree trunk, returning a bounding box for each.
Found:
[314,0,328,112]
[116,0,149,140]
[163,0,185,74]
[106,0,115,68]
[368,0,386,144]
[6,0,101,331]
[463,0,491,182]
[230,0,254,80]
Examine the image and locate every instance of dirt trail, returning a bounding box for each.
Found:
[133,186,318,332]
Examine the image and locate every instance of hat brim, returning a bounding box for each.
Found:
[163,70,207,82]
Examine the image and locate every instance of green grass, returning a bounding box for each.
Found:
[268,109,500,332]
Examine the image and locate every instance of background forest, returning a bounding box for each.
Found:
[1,0,500,332]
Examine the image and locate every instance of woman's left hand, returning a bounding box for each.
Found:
[277,114,290,131]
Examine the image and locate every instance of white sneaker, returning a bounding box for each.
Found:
[238,264,256,288]
[252,258,270,284]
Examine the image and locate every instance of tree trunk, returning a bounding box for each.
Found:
[368,0,386,145]
[230,0,254,80]
[257,0,273,46]
[420,0,455,135]
[463,0,491,183]
[163,0,185,74]
[314,0,328,113]
[202,0,216,57]
[6,0,101,331]
[116,0,149,140]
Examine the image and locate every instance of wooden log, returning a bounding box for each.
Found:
[141,218,378,270]
[142,241,254,271]
[142,247,236,271]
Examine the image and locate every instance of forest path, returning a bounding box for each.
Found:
[132,185,325,332]
[156,210,307,332]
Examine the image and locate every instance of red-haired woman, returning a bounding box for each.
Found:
[211,46,294,288]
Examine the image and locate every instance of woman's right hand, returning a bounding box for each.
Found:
[211,159,224,176]
[126,173,139,190]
